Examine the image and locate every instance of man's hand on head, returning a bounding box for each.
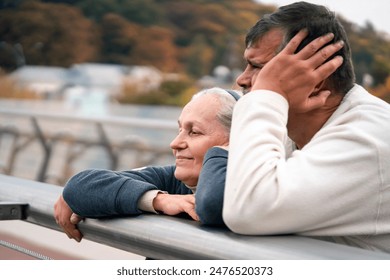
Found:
[252,30,344,113]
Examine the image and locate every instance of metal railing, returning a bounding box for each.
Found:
[1,174,390,260]
[0,107,177,185]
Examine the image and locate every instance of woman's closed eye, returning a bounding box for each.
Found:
[189,129,201,136]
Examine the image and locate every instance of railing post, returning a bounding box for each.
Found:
[31,117,52,182]
[96,123,118,170]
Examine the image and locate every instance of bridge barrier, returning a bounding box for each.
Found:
[0,107,176,184]
[1,174,390,260]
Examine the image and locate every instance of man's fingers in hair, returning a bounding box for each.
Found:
[282,29,309,54]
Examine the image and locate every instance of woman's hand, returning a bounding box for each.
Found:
[153,193,199,221]
[54,195,83,242]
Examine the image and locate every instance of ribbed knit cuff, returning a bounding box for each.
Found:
[137,190,167,213]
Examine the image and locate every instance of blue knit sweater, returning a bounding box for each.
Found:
[63,147,227,225]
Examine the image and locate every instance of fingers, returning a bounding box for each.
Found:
[182,195,199,221]
[283,30,335,59]
[282,29,309,54]
[70,213,83,224]
[277,29,345,113]
[314,55,344,82]
[306,40,344,69]
[174,195,198,221]
[53,195,83,242]
[154,194,199,221]
[283,30,344,65]
[294,32,335,59]
[185,208,200,221]
[63,223,83,243]
[61,217,83,242]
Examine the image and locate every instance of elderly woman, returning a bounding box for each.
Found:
[54,87,240,242]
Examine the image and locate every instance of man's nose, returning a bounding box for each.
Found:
[236,68,252,92]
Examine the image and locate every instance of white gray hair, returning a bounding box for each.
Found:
[191,87,241,134]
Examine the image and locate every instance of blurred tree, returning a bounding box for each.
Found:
[40,0,78,4]
[0,0,388,104]
[346,19,390,86]
[118,75,196,107]
[131,25,180,72]
[0,1,100,71]
[0,0,24,8]
[186,34,214,77]
[100,13,139,64]
[100,13,179,72]
[369,76,390,103]
[75,0,164,25]
[163,0,274,77]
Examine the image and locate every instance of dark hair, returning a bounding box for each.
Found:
[246,1,355,95]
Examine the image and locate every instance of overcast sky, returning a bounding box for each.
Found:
[256,0,390,36]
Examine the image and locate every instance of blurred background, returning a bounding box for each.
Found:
[1,0,389,184]
[0,0,389,259]
[1,0,390,106]
[0,0,262,185]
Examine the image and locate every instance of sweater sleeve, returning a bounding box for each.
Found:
[63,166,188,217]
[195,147,228,226]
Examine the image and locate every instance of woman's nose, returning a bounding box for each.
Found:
[170,133,187,150]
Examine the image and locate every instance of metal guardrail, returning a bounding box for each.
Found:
[1,174,390,260]
[0,108,176,184]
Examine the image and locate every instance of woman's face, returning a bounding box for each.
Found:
[170,94,229,186]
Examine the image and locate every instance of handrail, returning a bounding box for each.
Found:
[0,107,176,184]
[1,174,390,260]
[0,107,178,131]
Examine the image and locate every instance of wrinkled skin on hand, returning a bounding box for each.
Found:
[54,195,83,242]
[153,193,199,221]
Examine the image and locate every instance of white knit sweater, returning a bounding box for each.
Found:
[224,84,390,253]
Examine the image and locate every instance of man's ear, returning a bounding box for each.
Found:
[309,80,327,97]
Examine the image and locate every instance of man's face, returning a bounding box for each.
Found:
[236,28,284,93]
[169,94,229,186]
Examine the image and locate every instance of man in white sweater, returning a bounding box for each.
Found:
[223,2,390,253]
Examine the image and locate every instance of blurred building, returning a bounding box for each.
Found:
[8,63,163,101]
[8,65,68,99]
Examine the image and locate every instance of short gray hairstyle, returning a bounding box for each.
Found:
[191,87,241,135]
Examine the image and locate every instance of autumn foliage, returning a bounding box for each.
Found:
[0,0,389,102]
